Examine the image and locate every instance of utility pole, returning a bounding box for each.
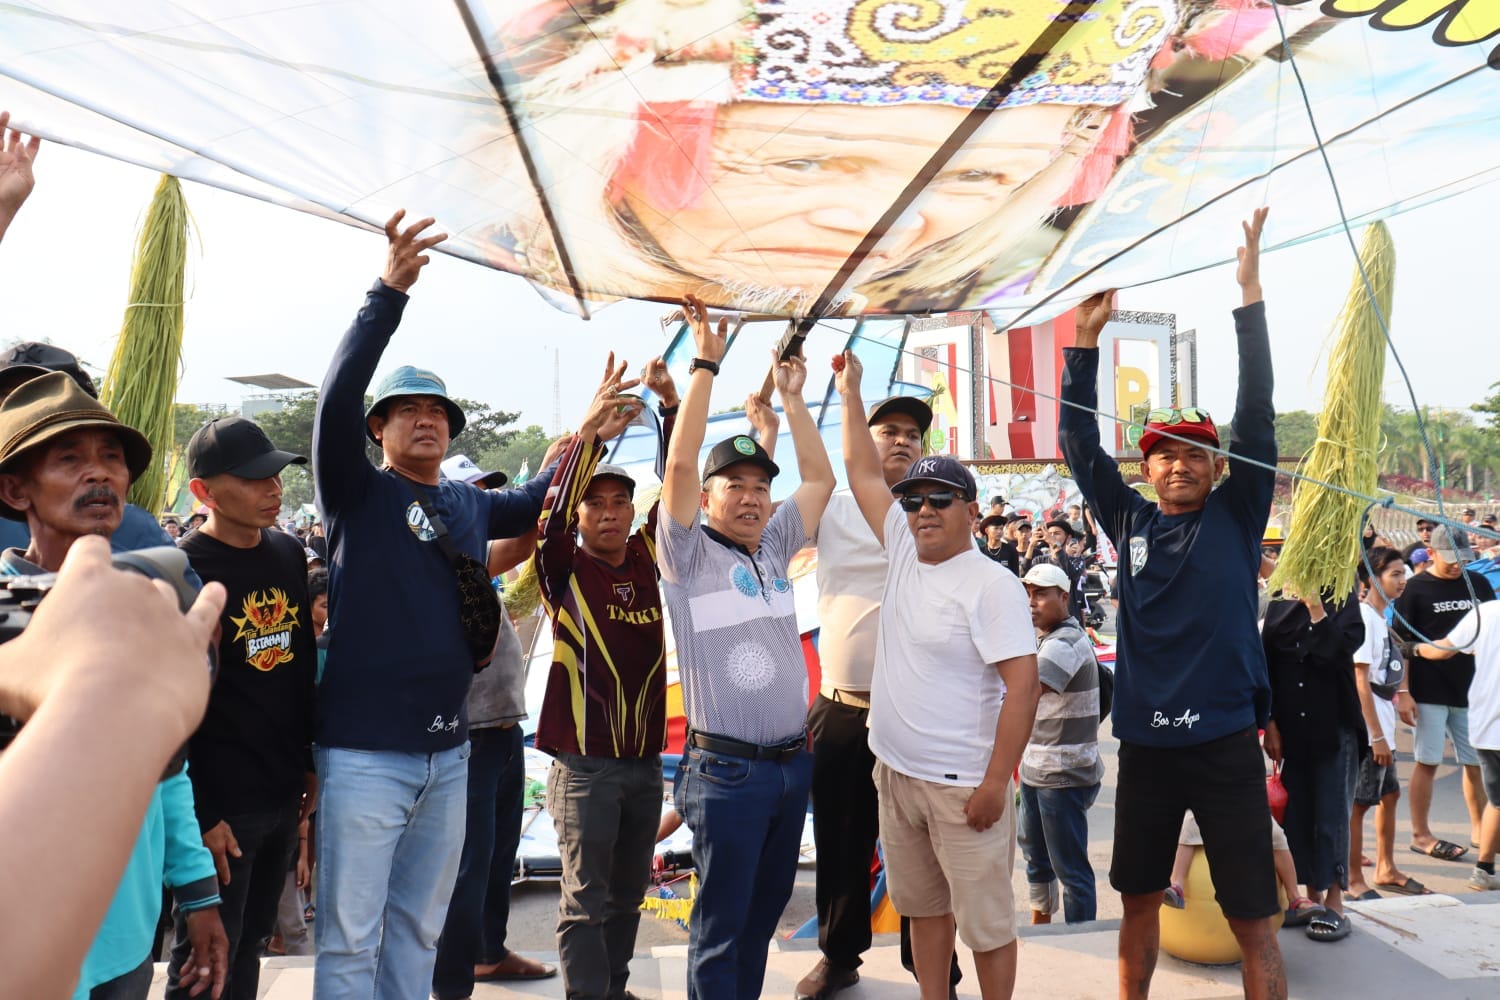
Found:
[552,348,562,437]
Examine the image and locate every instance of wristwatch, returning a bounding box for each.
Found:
[689,357,720,376]
[657,402,680,416]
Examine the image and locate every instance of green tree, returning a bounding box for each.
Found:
[479,424,552,482]
[1273,410,1319,459]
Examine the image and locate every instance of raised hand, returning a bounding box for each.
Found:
[1236,206,1269,305]
[380,210,448,293]
[833,348,864,399]
[1074,289,1117,348]
[641,356,679,408]
[771,346,808,398]
[580,352,643,442]
[745,392,779,444]
[682,295,729,364]
[0,110,40,241]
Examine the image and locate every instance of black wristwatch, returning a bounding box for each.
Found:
[689,358,720,376]
[658,402,680,417]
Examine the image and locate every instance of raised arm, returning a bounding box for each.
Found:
[641,357,680,546]
[1057,290,1146,542]
[745,392,780,464]
[837,349,892,543]
[1224,208,1276,518]
[777,348,836,537]
[313,211,446,512]
[661,296,727,528]
[0,111,39,245]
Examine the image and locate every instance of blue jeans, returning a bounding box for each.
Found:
[673,746,812,1000]
[1018,782,1100,924]
[312,744,470,1000]
[432,725,526,1000]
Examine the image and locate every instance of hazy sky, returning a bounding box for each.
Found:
[2,140,1495,437]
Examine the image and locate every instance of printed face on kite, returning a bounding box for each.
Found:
[615,101,1077,299]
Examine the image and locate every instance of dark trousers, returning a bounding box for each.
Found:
[165,801,301,1000]
[808,695,959,986]
[432,723,526,1000]
[674,744,813,1000]
[807,694,879,968]
[549,753,663,1000]
[1019,782,1100,923]
[89,958,153,1000]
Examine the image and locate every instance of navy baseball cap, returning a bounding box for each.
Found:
[891,455,977,499]
[365,366,466,443]
[702,434,780,481]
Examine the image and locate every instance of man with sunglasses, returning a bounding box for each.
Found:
[1403,517,1436,568]
[1059,209,1285,999]
[840,350,1040,1000]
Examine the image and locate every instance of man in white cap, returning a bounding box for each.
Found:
[1018,563,1103,927]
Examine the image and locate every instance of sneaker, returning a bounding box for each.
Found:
[1468,866,1500,891]
[794,957,859,1000]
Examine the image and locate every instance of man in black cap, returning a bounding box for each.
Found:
[163,417,317,1000]
[1403,517,1436,567]
[0,371,228,999]
[657,296,835,1000]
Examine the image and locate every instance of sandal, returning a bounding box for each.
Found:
[1163,883,1185,909]
[1374,876,1432,896]
[1306,910,1351,942]
[1283,897,1325,927]
[1349,888,1382,901]
[1410,840,1468,862]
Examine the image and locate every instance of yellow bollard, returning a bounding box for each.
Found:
[1159,846,1286,965]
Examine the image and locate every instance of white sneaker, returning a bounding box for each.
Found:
[1468,866,1500,891]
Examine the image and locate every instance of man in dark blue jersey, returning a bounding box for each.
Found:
[310,211,552,1000]
[1059,209,1284,1000]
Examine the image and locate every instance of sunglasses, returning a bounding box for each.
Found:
[897,491,963,512]
[1145,407,1213,426]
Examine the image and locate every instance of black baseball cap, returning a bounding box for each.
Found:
[187,417,306,480]
[891,455,978,499]
[0,342,99,399]
[1045,517,1081,539]
[702,434,780,481]
[867,395,933,435]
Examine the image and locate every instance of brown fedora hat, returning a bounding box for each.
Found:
[0,371,153,520]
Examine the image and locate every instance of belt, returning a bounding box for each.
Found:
[819,685,872,709]
[687,729,806,763]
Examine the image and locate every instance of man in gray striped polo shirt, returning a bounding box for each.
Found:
[1019,563,1104,925]
[657,296,836,1000]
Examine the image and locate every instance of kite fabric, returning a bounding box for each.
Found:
[0,1,1496,322]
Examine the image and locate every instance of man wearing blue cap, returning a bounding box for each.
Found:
[840,352,1040,1000]
[310,212,554,999]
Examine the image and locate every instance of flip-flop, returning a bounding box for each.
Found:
[1307,911,1352,942]
[1375,876,1432,896]
[1283,897,1326,927]
[1350,889,1382,901]
[1411,840,1468,861]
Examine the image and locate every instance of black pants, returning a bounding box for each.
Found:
[808,694,960,986]
[166,800,301,1000]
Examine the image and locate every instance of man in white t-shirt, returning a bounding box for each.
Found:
[838,351,1040,1000]
[796,393,954,1000]
[1411,597,1500,892]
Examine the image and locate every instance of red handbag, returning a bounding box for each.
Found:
[1266,765,1288,826]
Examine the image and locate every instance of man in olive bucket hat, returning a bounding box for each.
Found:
[0,371,228,999]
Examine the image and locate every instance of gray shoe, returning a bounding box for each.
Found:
[1468,866,1500,891]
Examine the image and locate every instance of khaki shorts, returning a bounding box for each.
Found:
[874,760,1017,953]
[1180,809,1289,852]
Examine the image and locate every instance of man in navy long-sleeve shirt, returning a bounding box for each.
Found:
[1058,209,1284,1000]
[310,212,550,1000]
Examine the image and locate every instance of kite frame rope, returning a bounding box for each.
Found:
[1269,4,1482,648]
